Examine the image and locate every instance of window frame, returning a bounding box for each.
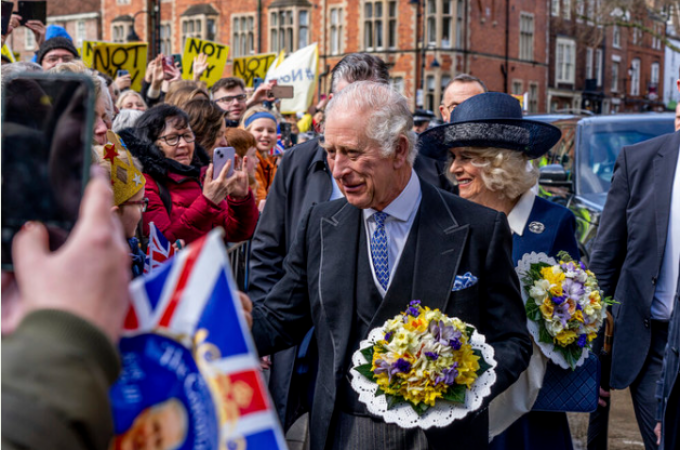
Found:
[232,14,255,58]
[329,6,344,56]
[630,57,640,96]
[422,0,458,49]
[555,37,576,84]
[181,13,218,51]
[519,12,534,61]
[269,6,311,53]
[363,0,397,51]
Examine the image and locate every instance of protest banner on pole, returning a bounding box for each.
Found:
[92,42,148,92]
[232,53,277,87]
[265,43,318,114]
[182,37,229,88]
[265,51,285,81]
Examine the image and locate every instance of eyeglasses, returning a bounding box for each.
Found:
[123,197,149,212]
[215,94,247,105]
[158,132,195,147]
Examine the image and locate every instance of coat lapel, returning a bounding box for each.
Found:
[653,133,680,266]
[318,201,361,370]
[368,182,470,329]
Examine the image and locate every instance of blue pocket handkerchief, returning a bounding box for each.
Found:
[452,272,478,291]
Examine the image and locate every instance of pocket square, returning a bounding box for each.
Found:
[452,272,478,291]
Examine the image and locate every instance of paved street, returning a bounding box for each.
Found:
[570,389,645,450]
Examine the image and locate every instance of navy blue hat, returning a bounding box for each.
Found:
[417,92,561,160]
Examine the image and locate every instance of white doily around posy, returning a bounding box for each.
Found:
[515,251,589,370]
[349,326,497,429]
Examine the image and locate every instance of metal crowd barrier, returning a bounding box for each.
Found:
[226,240,251,291]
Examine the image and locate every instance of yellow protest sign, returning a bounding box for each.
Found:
[93,42,148,92]
[2,44,16,63]
[182,38,229,88]
[232,53,277,87]
[511,94,524,108]
[81,40,104,68]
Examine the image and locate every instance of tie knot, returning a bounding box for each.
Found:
[373,211,388,226]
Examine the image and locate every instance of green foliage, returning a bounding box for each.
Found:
[386,394,407,410]
[474,348,492,375]
[539,326,554,345]
[375,387,385,397]
[409,401,430,416]
[354,363,375,381]
[465,325,475,339]
[525,298,541,321]
[360,346,374,363]
[442,384,466,404]
[556,250,574,263]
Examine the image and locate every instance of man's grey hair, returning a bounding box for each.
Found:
[325,81,417,164]
[330,53,389,93]
[1,62,43,86]
[441,73,488,104]
[112,108,144,133]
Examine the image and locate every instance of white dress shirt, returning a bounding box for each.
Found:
[329,174,344,200]
[651,148,680,320]
[507,190,536,236]
[362,169,422,296]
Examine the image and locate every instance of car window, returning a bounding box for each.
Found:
[579,130,658,195]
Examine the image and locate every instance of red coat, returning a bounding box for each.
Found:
[142,171,258,244]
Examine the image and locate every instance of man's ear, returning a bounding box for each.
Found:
[111,205,120,215]
[393,134,410,168]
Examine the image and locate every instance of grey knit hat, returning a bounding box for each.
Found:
[36,37,79,65]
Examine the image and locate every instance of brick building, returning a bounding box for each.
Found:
[101,0,554,114]
[6,0,101,62]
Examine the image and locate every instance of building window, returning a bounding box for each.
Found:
[575,0,584,21]
[651,62,660,85]
[512,80,523,95]
[330,7,343,55]
[611,61,619,92]
[270,7,310,53]
[232,15,254,57]
[652,23,662,50]
[181,18,202,49]
[552,0,560,17]
[519,13,534,61]
[425,75,436,111]
[455,0,464,48]
[25,27,36,49]
[424,0,455,48]
[388,1,397,48]
[563,0,571,20]
[390,76,404,95]
[587,0,595,21]
[595,48,602,86]
[556,38,576,84]
[181,10,218,50]
[612,25,620,48]
[529,83,539,113]
[160,23,172,55]
[75,20,86,48]
[585,47,593,79]
[116,0,130,4]
[632,24,642,45]
[112,24,127,43]
[630,58,640,96]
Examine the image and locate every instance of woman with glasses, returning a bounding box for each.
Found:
[127,104,258,245]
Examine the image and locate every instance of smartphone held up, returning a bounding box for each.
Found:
[1,73,95,269]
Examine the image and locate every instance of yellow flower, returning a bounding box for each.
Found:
[454,344,481,389]
[587,332,598,342]
[539,297,554,319]
[573,310,585,323]
[555,329,578,346]
[541,266,565,297]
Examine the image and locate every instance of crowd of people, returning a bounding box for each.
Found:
[1,17,679,450]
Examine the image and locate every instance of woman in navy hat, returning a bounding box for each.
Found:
[419,92,580,450]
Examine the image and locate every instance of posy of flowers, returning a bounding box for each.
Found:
[521,251,615,369]
[353,301,492,415]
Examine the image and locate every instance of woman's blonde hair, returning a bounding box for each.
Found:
[448,147,538,201]
[240,105,281,130]
[116,90,148,110]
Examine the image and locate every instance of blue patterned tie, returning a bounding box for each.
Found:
[371,211,390,291]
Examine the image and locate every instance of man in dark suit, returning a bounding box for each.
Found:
[248,81,532,450]
[586,109,680,450]
[249,53,454,430]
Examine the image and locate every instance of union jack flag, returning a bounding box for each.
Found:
[269,123,286,156]
[143,222,175,274]
[117,229,286,449]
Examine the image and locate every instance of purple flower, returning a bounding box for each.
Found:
[553,302,572,327]
[576,303,583,311]
[425,352,439,360]
[563,278,585,302]
[579,261,587,270]
[374,359,394,381]
[384,331,394,342]
[430,320,463,349]
[435,363,459,386]
[552,295,566,305]
[390,358,412,378]
[577,334,587,348]
[410,300,421,306]
[406,306,420,317]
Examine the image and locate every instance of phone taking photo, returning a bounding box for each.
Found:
[17,0,46,25]
[212,147,235,181]
[1,73,95,269]
[117,69,129,78]
[270,85,294,99]
[1,1,13,35]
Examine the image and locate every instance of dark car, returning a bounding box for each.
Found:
[530,113,675,262]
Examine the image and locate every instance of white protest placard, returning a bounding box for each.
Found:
[265,44,318,114]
